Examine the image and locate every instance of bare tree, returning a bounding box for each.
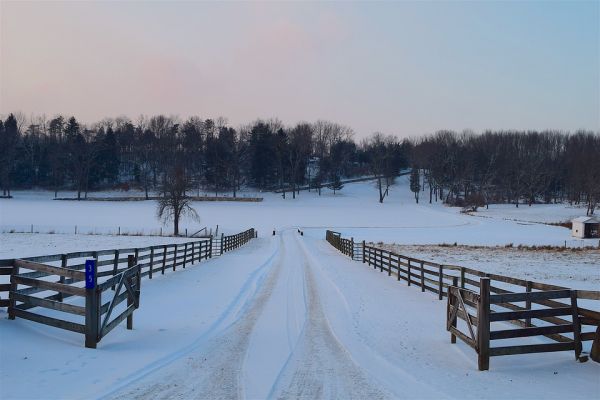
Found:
[157,164,199,235]
[287,123,313,199]
[363,133,402,203]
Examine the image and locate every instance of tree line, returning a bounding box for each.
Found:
[0,113,598,214]
[409,130,600,215]
[0,113,408,202]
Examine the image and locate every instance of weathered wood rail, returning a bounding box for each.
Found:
[220,228,257,254]
[2,228,256,348]
[325,231,356,259]
[325,230,600,368]
[448,278,582,370]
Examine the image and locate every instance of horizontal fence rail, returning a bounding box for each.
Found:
[448,278,582,370]
[221,228,257,254]
[3,228,256,348]
[325,230,600,369]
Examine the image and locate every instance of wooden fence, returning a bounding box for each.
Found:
[2,228,256,348]
[325,231,358,259]
[325,230,600,368]
[220,228,257,254]
[447,278,582,370]
[0,259,12,308]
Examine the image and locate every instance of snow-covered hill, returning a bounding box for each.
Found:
[1,177,596,260]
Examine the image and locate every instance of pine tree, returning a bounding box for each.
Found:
[0,114,20,196]
[410,168,420,203]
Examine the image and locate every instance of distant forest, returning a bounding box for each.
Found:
[0,113,598,214]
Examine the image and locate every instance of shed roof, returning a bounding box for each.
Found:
[572,216,600,223]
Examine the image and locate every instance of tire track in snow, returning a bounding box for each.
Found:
[270,234,392,400]
[106,236,284,400]
[297,236,453,399]
[241,229,309,399]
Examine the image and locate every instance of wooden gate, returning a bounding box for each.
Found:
[88,256,141,348]
[3,229,256,348]
[448,277,582,370]
[7,256,141,349]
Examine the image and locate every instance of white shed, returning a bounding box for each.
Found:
[571,216,600,238]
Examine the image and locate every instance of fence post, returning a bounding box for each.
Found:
[172,244,177,271]
[85,259,99,349]
[477,277,491,371]
[127,255,134,330]
[59,254,67,301]
[571,291,582,360]
[591,327,600,363]
[162,245,167,274]
[420,261,425,292]
[112,250,119,290]
[449,277,458,344]
[460,267,466,289]
[350,238,354,260]
[149,247,154,279]
[8,261,20,320]
[183,243,188,268]
[525,280,532,327]
[438,265,444,300]
[209,236,213,259]
[372,247,376,269]
[407,259,411,284]
[362,241,365,263]
[135,264,141,308]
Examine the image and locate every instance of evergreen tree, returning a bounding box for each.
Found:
[97,127,120,185]
[48,116,66,197]
[410,168,420,203]
[249,122,276,189]
[0,114,20,196]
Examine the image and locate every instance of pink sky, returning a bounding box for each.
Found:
[1,1,598,137]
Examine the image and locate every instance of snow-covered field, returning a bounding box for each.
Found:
[472,202,591,224]
[379,244,600,291]
[1,177,597,260]
[0,233,200,259]
[1,178,599,399]
[1,231,599,400]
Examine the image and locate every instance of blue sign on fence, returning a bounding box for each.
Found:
[85,259,96,289]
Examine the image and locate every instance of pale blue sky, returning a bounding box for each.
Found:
[1,1,598,137]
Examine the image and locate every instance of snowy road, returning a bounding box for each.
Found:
[2,229,598,399]
[271,249,390,400]
[110,230,391,399]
